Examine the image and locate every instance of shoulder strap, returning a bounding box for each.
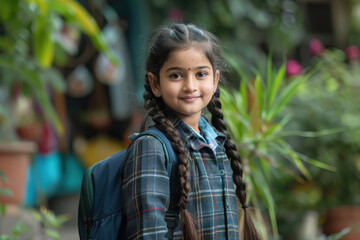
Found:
[79,164,96,239]
[136,127,176,173]
[136,127,179,239]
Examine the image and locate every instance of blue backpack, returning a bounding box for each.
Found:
[78,127,179,239]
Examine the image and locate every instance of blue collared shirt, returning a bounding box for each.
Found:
[122,116,239,239]
[194,116,219,151]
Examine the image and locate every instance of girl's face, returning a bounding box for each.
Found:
[148,46,219,126]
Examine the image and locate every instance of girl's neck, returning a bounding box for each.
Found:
[164,109,201,133]
[177,114,201,134]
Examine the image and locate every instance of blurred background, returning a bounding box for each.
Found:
[0,0,360,239]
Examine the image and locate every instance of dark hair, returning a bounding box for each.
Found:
[143,23,260,240]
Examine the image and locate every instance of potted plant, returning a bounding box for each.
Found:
[280,41,360,240]
[219,52,333,239]
[0,0,115,208]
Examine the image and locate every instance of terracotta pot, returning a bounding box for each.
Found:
[323,206,360,240]
[16,122,43,142]
[0,141,36,205]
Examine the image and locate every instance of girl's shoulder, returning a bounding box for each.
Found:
[126,134,167,163]
[122,134,169,181]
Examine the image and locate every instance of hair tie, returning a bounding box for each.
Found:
[242,204,249,209]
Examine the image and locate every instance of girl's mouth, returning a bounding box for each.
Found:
[181,96,200,102]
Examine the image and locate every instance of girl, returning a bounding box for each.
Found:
[122,23,260,240]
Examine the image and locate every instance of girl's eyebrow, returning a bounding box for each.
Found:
[165,66,211,72]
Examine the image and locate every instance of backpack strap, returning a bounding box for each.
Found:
[135,127,176,175]
[136,127,180,239]
[164,167,179,240]
[78,164,96,239]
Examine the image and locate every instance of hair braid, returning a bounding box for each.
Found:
[207,89,261,240]
[144,76,199,240]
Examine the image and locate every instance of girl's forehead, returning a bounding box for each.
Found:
[163,47,212,68]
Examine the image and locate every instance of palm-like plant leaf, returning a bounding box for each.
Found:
[219,54,334,238]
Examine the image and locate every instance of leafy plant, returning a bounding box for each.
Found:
[30,207,70,239]
[282,47,360,209]
[317,226,355,240]
[220,54,333,238]
[0,169,27,240]
[0,170,11,199]
[0,170,69,240]
[0,207,69,240]
[0,223,28,240]
[0,0,116,140]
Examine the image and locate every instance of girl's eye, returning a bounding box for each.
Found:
[170,73,182,79]
[196,71,208,78]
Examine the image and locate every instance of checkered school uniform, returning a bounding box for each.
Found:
[122,116,239,239]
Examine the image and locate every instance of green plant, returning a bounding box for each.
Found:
[0,207,69,240]
[0,0,116,141]
[282,47,360,209]
[220,54,333,239]
[0,222,28,240]
[0,170,11,200]
[0,170,27,240]
[0,170,69,240]
[30,207,69,239]
[269,43,360,239]
[318,227,355,240]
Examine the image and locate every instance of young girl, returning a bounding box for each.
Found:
[121,23,260,240]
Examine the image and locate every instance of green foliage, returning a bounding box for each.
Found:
[318,226,355,240]
[0,169,12,216]
[0,208,68,240]
[283,48,360,209]
[220,55,331,238]
[0,170,69,239]
[0,0,115,138]
[0,222,28,240]
[31,207,70,239]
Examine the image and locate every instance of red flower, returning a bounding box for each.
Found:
[346,45,360,60]
[286,60,303,76]
[168,8,183,22]
[309,38,325,56]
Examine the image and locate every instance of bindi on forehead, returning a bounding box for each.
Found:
[188,68,191,70]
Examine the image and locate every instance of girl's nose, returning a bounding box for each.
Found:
[182,75,197,92]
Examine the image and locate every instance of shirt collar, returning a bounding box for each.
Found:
[173,115,227,150]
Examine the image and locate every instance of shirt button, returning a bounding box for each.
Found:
[219,170,225,176]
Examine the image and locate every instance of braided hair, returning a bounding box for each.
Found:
[143,23,260,240]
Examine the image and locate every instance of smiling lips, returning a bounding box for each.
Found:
[181,96,200,102]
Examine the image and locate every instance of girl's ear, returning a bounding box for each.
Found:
[147,72,161,97]
[213,70,220,92]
